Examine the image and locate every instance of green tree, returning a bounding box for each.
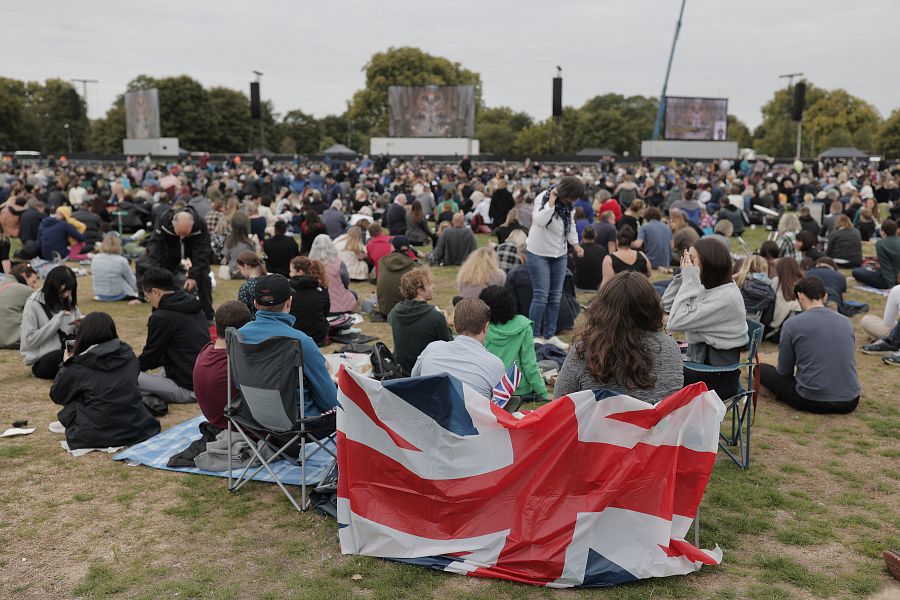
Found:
[726,114,752,148]
[752,83,881,157]
[207,87,251,153]
[0,77,39,150]
[90,96,126,153]
[877,109,900,159]
[279,109,322,155]
[512,119,560,155]
[347,47,482,144]
[25,78,89,154]
[476,106,532,154]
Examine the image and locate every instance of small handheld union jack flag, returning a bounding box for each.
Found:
[491,363,521,408]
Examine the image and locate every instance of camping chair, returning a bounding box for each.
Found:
[224,328,337,511]
[683,319,764,469]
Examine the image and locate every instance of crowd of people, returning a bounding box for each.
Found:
[1,151,899,451]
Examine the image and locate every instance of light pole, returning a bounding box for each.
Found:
[70,78,98,116]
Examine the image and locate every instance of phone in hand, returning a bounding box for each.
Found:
[65,339,76,354]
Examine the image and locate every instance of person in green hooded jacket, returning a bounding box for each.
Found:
[388,267,452,375]
[479,285,549,401]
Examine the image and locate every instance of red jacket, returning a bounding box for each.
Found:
[599,199,623,223]
[367,234,393,276]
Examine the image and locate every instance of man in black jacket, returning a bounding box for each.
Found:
[137,268,210,404]
[18,199,47,245]
[262,220,299,277]
[488,179,515,226]
[146,206,214,320]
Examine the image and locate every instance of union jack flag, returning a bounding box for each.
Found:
[336,368,725,588]
[491,363,521,408]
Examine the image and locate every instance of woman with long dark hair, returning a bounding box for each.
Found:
[50,312,160,449]
[301,209,326,256]
[223,222,255,279]
[662,238,749,398]
[20,265,82,379]
[405,199,433,246]
[554,271,683,403]
[524,176,584,349]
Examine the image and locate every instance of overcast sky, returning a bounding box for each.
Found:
[7,0,899,130]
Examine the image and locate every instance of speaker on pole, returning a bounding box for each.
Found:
[552,77,562,118]
[791,82,806,121]
[250,82,261,120]
[69,89,81,120]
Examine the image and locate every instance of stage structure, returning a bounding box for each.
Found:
[122,88,180,156]
[371,85,479,156]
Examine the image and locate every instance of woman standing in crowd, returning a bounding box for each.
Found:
[662,238,748,399]
[555,271,684,403]
[91,234,140,303]
[826,214,863,267]
[600,226,651,285]
[0,264,39,349]
[405,200,433,247]
[333,225,370,281]
[20,265,83,380]
[288,256,331,345]
[223,222,255,279]
[49,312,160,450]
[309,234,358,314]
[236,251,266,315]
[525,176,584,348]
[457,246,506,300]
[479,285,549,402]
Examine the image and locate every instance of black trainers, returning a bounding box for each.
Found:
[861,339,899,354]
[883,353,900,367]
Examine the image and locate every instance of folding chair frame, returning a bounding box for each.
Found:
[224,333,337,512]
[684,319,764,470]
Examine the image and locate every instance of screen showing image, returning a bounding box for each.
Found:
[664,97,728,141]
[388,85,475,138]
[124,89,161,139]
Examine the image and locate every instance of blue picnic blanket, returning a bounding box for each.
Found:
[113,415,335,485]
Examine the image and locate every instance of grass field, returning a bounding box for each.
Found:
[0,227,898,599]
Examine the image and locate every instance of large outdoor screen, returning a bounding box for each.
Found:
[388,85,476,138]
[124,88,161,139]
[664,96,728,141]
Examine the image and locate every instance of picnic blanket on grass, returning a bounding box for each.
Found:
[113,415,335,485]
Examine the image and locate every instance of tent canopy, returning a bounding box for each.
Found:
[576,147,617,157]
[322,143,358,156]
[819,147,868,159]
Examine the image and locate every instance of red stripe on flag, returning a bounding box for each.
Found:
[338,366,421,452]
[604,382,709,429]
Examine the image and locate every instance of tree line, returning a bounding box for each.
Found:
[2,47,899,158]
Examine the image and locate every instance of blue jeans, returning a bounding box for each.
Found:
[525,251,567,338]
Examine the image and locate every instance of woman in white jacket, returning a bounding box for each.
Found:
[524,176,584,349]
[20,265,83,379]
[662,238,749,398]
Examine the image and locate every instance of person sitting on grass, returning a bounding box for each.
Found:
[376,236,418,319]
[193,301,253,431]
[238,274,338,418]
[0,263,39,349]
[861,284,900,343]
[456,246,506,300]
[479,285,549,402]
[411,298,505,399]
[555,271,683,404]
[432,212,477,266]
[235,251,267,316]
[91,233,140,304]
[288,256,331,346]
[138,268,210,405]
[852,219,900,290]
[806,256,847,307]
[760,275,860,413]
[50,311,161,450]
[572,226,607,290]
[261,220,299,278]
[20,265,82,380]
[388,267,452,375]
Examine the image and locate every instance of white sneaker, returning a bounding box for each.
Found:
[546,336,570,351]
[534,336,546,345]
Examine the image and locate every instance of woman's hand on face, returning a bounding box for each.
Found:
[680,249,693,270]
[547,188,558,208]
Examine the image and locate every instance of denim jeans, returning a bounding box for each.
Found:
[525,251,567,338]
[851,267,891,289]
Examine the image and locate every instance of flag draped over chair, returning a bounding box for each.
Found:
[336,368,725,588]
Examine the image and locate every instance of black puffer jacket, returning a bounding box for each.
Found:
[289,275,330,345]
[138,289,210,389]
[146,206,212,279]
[50,340,160,449]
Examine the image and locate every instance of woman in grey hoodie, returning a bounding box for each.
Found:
[662,238,748,399]
[20,266,82,379]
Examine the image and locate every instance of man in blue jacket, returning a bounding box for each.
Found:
[37,206,85,260]
[238,275,338,417]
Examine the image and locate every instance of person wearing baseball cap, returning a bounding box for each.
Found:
[236,274,338,418]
